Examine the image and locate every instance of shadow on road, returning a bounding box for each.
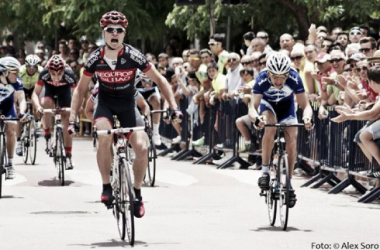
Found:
[251,226,313,232]
[69,239,147,248]
[0,195,24,199]
[38,179,75,186]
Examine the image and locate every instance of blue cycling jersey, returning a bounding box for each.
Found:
[253,68,305,103]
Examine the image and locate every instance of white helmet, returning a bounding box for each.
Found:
[266,52,291,75]
[0,56,21,71]
[25,54,41,66]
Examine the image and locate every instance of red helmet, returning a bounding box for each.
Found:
[46,55,65,72]
[99,11,128,28]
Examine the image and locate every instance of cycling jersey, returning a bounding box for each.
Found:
[253,68,305,123]
[216,50,229,75]
[0,84,17,118]
[19,65,44,90]
[37,66,77,107]
[83,44,151,128]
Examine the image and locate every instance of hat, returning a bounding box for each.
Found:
[367,50,380,63]
[350,27,362,34]
[165,68,175,81]
[315,52,331,63]
[347,53,366,64]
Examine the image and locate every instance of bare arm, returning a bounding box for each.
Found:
[177,77,191,97]
[296,92,313,119]
[69,74,91,122]
[145,67,177,109]
[16,90,27,114]
[32,84,43,110]
[248,93,262,122]
[136,95,150,117]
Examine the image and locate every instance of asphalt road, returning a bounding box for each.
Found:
[0,137,379,250]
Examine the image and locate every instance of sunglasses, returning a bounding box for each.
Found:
[338,37,348,41]
[356,67,368,72]
[208,42,218,46]
[344,67,352,72]
[9,70,19,74]
[321,44,331,49]
[240,70,253,76]
[104,27,125,34]
[350,31,362,36]
[359,48,371,53]
[142,78,152,83]
[241,61,252,65]
[227,58,238,63]
[259,61,266,66]
[291,55,303,61]
[268,72,289,80]
[329,58,343,63]
[257,36,267,39]
[200,56,209,59]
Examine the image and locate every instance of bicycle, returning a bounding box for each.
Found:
[95,120,145,245]
[0,115,19,198]
[144,110,168,187]
[42,97,70,186]
[259,123,305,230]
[20,101,38,165]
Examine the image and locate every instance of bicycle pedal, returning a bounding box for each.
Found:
[259,191,266,197]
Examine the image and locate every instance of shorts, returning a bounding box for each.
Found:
[43,84,72,108]
[355,120,380,143]
[94,102,136,129]
[137,87,159,102]
[259,99,298,124]
[23,87,34,100]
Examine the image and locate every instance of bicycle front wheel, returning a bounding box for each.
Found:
[29,118,37,165]
[121,158,135,245]
[278,154,290,230]
[0,134,5,198]
[267,179,277,226]
[56,128,66,186]
[22,123,29,164]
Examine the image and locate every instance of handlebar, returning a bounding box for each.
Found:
[96,126,146,135]
[150,110,169,115]
[264,123,305,128]
[43,108,71,114]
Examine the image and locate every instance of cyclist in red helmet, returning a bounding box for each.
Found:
[32,55,77,169]
[69,10,182,218]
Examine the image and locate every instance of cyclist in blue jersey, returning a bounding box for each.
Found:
[68,11,182,218]
[0,59,27,179]
[249,52,313,208]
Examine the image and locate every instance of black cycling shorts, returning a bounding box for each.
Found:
[23,87,34,100]
[94,103,137,128]
[43,84,72,108]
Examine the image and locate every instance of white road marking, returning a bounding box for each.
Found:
[156,170,198,186]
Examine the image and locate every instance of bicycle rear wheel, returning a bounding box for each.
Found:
[266,179,277,226]
[22,123,29,164]
[147,139,156,187]
[0,134,5,198]
[29,118,37,165]
[278,154,290,230]
[122,158,135,245]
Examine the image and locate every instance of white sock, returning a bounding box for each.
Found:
[245,140,251,144]
[261,165,270,174]
[153,123,159,135]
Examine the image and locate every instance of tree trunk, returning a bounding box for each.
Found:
[274,0,311,40]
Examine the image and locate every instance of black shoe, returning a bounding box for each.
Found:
[101,187,114,206]
[134,197,145,218]
[258,173,270,190]
[286,187,297,208]
[367,171,380,178]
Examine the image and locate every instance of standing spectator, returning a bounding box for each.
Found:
[349,27,363,44]
[250,52,262,77]
[279,33,295,52]
[68,38,78,50]
[208,33,229,74]
[250,38,265,53]
[158,53,169,69]
[88,43,98,54]
[222,52,242,100]
[256,31,272,54]
[331,27,343,40]
[360,25,370,37]
[336,32,349,49]
[79,36,89,64]
[200,49,212,66]
[243,31,255,56]
[146,53,158,67]
[321,37,334,53]
[359,37,377,58]
[182,49,190,63]
[305,44,318,64]
[69,48,80,63]
[59,40,69,61]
